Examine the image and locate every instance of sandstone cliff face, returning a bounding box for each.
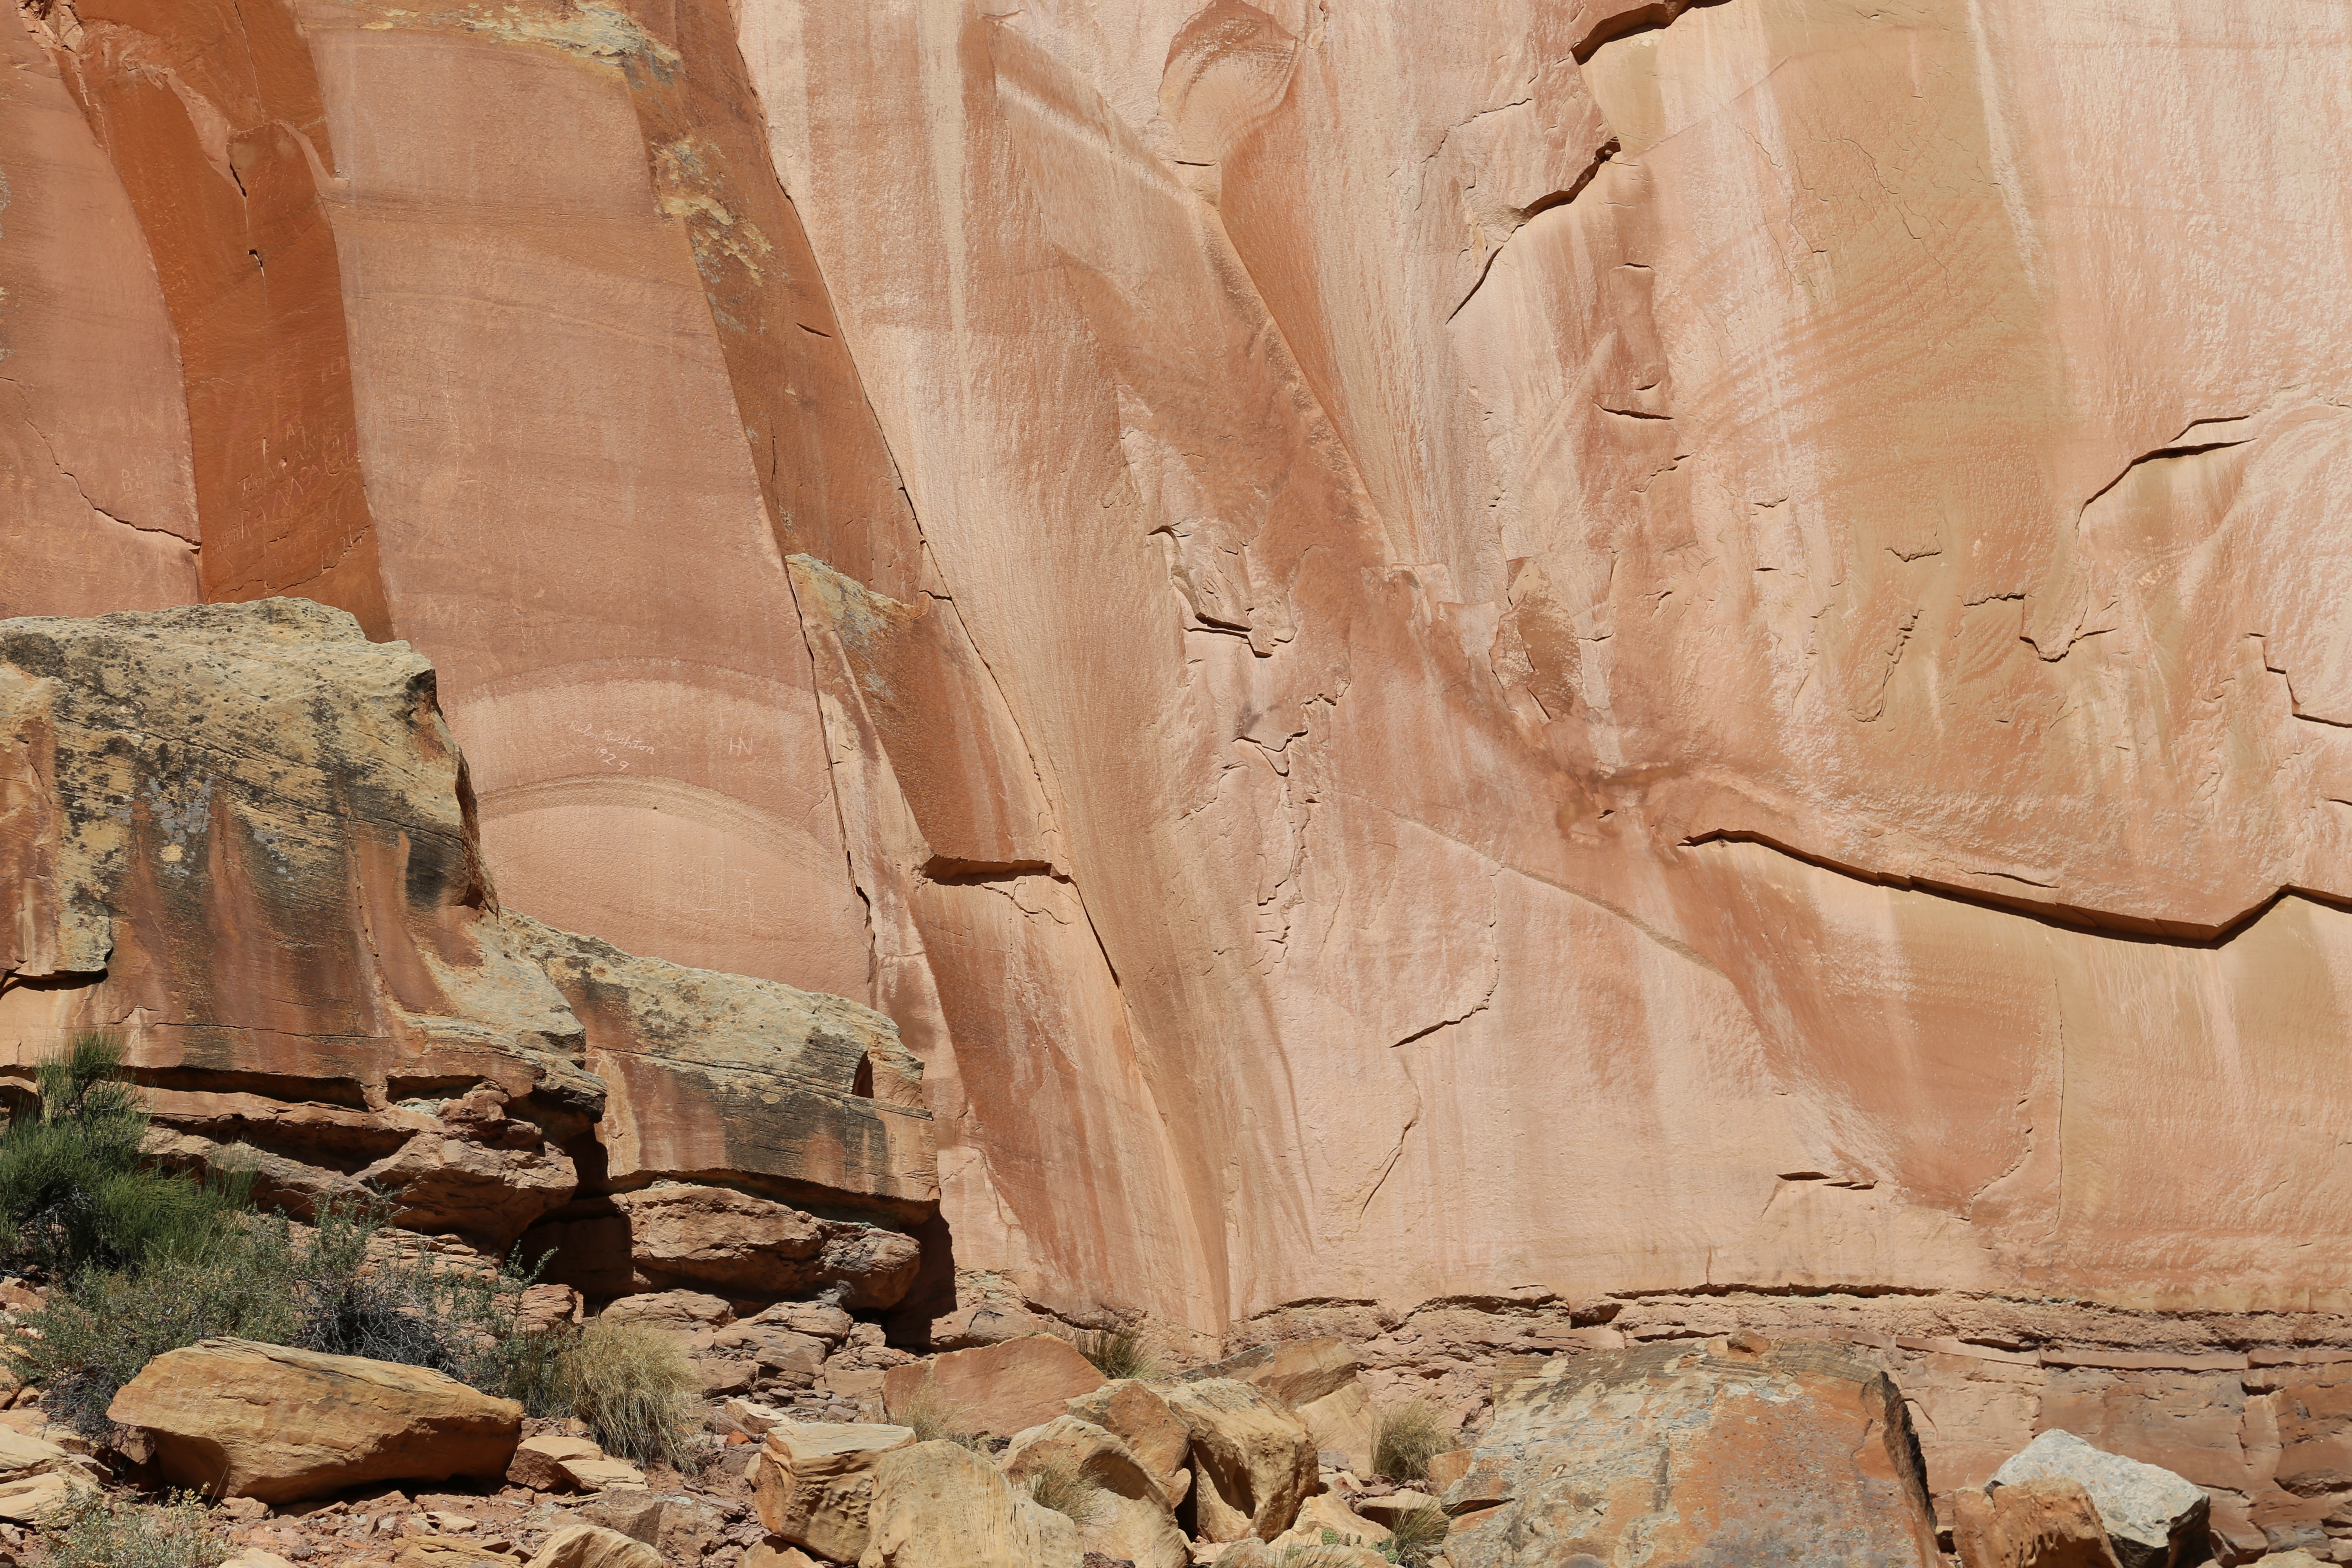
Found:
[10,0,2352,1453]
[0,602,933,1277]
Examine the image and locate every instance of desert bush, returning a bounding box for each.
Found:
[37,1487,226,1568]
[0,1034,246,1277]
[19,1196,545,1437]
[1381,1505,1449,1567]
[1370,1398,1452,1484]
[561,1318,704,1472]
[1073,1325,1160,1382]
[893,1378,988,1450]
[1020,1452,1107,1526]
[481,1317,581,1417]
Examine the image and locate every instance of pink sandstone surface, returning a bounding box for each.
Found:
[7,0,2352,1546]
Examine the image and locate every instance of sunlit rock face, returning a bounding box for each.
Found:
[10,0,2352,1366]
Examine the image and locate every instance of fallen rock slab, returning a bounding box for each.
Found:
[521,1522,663,1568]
[882,1335,1105,1439]
[107,1338,521,1503]
[752,1419,916,1562]
[1954,1476,2124,1568]
[1065,1379,1191,1508]
[508,1434,607,1491]
[1440,1339,1940,1567]
[0,1470,78,1522]
[858,1440,1081,1568]
[1004,1415,1187,1568]
[1991,1431,2209,1568]
[1161,1378,1316,1543]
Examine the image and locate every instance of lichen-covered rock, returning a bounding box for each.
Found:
[1991,1431,2209,1568]
[1442,1339,1941,1568]
[107,1337,521,1502]
[0,603,934,1266]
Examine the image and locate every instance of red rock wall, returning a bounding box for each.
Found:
[10,0,2352,1388]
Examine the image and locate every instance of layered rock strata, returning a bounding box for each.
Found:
[7,0,2352,1556]
[0,602,934,1293]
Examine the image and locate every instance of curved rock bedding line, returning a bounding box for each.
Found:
[7,0,2352,1466]
[0,603,935,1298]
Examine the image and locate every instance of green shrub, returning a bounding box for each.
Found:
[1020,1452,1106,1526]
[36,1487,226,1568]
[0,1034,246,1277]
[1370,1398,1452,1483]
[18,1196,545,1437]
[1381,1505,1449,1566]
[561,1319,704,1471]
[1073,1325,1160,1382]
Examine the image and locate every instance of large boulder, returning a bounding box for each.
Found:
[858,1441,1081,1568]
[751,1420,916,1562]
[1440,1339,1941,1568]
[1066,1379,1191,1507]
[1954,1476,2125,1568]
[610,1184,921,1309]
[1161,1378,1317,1544]
[1004,1415,1188,1568]
[107,1337,521,1503]
[1991,1431,2210,1568]
[882,1335,1106,1439]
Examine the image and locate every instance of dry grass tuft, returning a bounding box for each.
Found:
[1020,1452,1108,1526]
[1370,1397,1453,1483]
[894,1378,989,1451]
[1385,1504,1451,1565]
[564,1318,704,1471]
[38,1488,226,1568]
[1073,1324,1161,1381]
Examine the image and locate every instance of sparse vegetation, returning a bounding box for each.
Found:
[1073,1324,1161,1382]
[1381,1505,1449,1566]
[0,1033,246,1277]
[1370,1397,1453,1483]
[1020,1452,1107,1526]
[560,1318,705,1472]
[36,1488,227,1568]
[19,1194,546,1438]
[894,1378,989,1450]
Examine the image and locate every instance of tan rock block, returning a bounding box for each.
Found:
[507,1434,604,1492]
[611,1185,919,1309]
[1271,1490,1389,1550]
[1951,1478,2123,1568]
[1442,1343,1939,1566]
[882,1336,1106,1439]
[1295,1379,1375,1477]
[561,1458,647,1492]
[741,1545,821,1568]
[1065,1379,1192,1507]
[858,1440,1081,1568]
[1354,1489,1438,1528]
[1004,1415,1187,1568]
[1191,1339,1363,1410]
[520,1522,662,1568]
[0,1470,79,1523]
[752,1420,916,1562]
[1161,1379,1317,1544]
[394,1538,514,1568]
[106,1338,521,1504]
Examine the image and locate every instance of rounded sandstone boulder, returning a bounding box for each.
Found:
[107,1337,523,1503]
